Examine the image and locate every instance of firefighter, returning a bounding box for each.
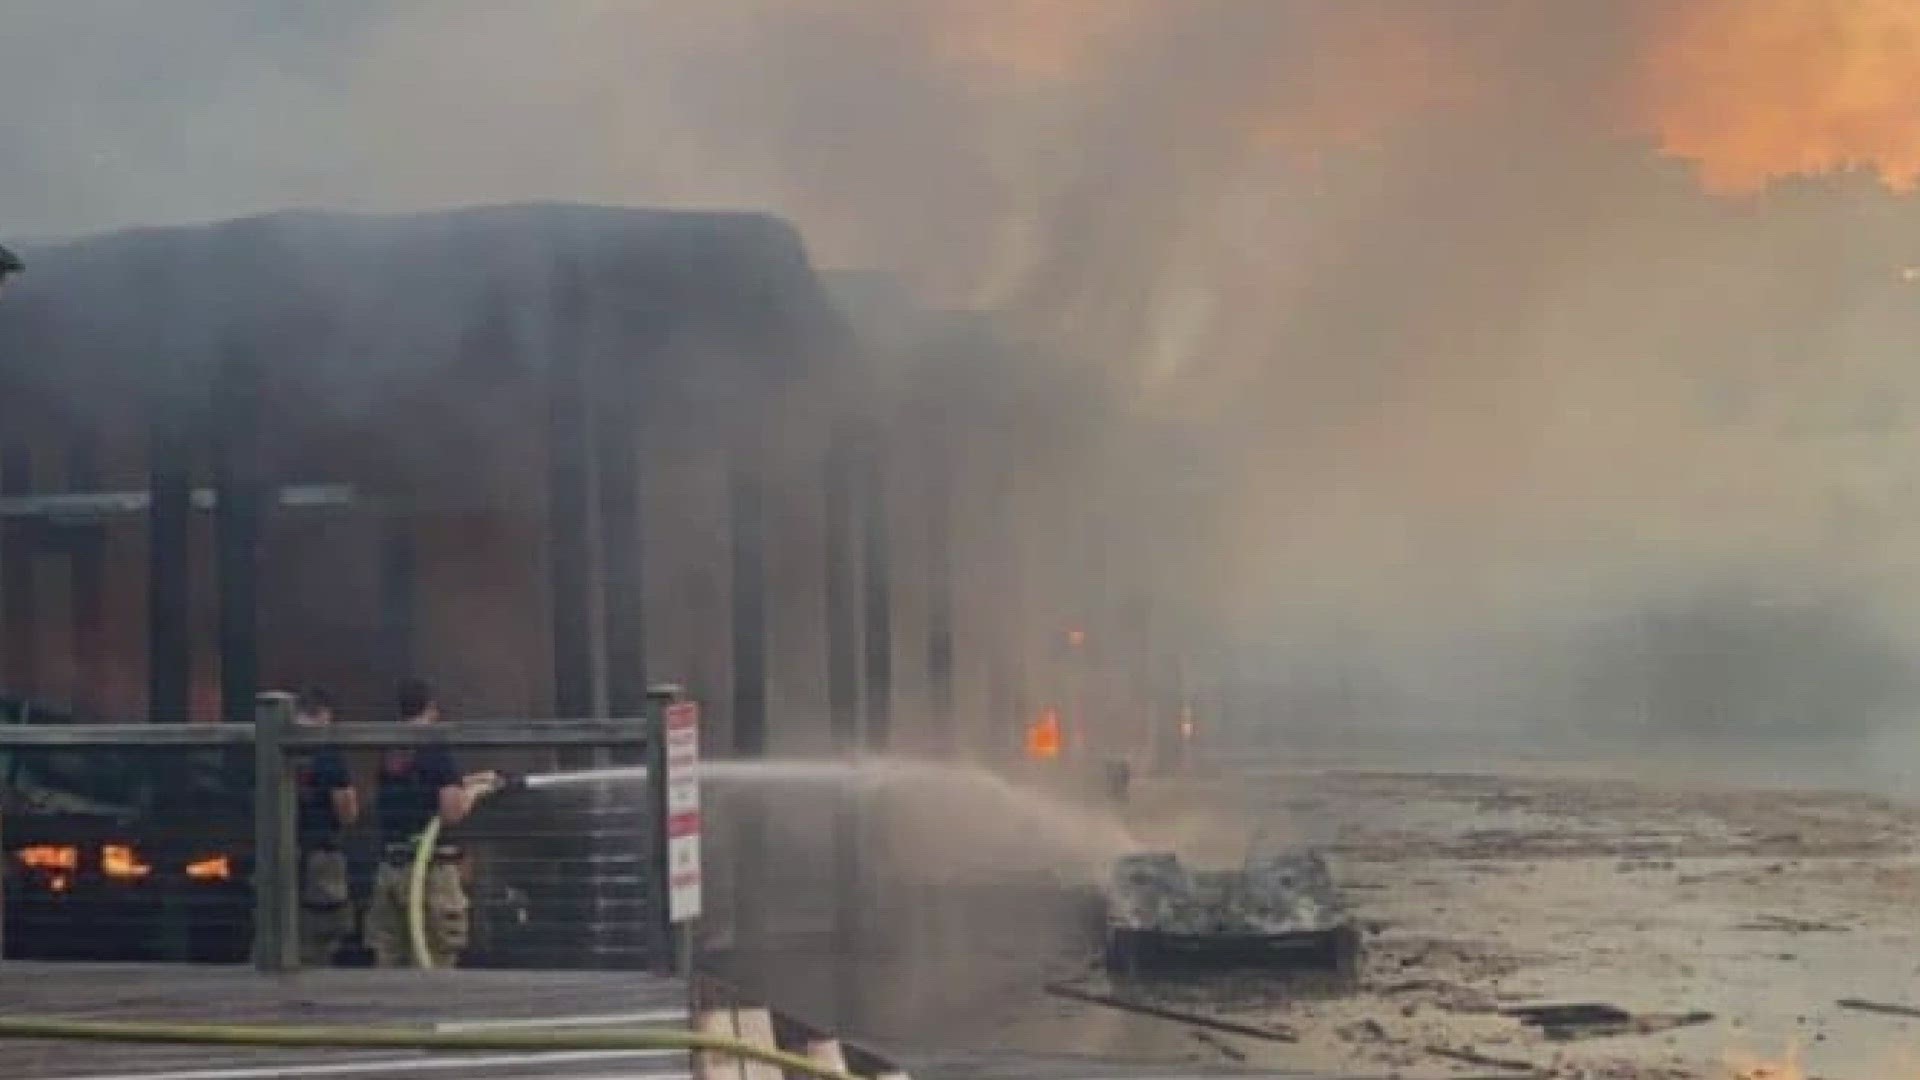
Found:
[293,687,357,965]
[363,678,500,967]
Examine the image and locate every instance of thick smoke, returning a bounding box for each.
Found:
[7,2,1920,745]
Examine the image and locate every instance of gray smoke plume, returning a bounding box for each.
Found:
[6,2,1920,746]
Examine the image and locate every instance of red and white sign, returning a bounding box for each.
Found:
[664,701,701,922]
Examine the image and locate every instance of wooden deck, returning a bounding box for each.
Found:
[0,965,1331,1080]
[0,963,691,1079]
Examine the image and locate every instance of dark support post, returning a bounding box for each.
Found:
[824,432,859,752]
[991,467,1025,754]
[986,654,1014,755]
[925,444,955,755]
[0,448,16,955]
[823,430,860,1022]
[214,352,263,727]
[860,447,893,752]
[2,445,35,699]
[728,446,767,942]
[595,358,647,723]
[854,433,893,990]
[593,343,656,967]
[547,274,594,719]
[252,693,297,972]
[379,509,416,692]
[729,454,767,757]
[66,437,104,718]
[147,405,192,723]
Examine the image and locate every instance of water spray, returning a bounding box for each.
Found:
[518,765,650,790]
[406,753,1139,966]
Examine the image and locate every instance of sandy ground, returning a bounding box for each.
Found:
[707,748,1920,1079]
[962,757,1920,1080]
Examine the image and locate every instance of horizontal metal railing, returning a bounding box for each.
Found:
[0,700,670,974]
[0,718,647,748]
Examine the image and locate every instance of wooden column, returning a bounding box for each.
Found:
[146,402,192,723]
[378,508,416,694]
[924,442,955,755]
[595,354,647,722]
[860,445,893,752]
[547,274,594,719]
[213,351,263,727]
[67,436,104,717]
[729,449,767,757]
[823,430,859,752]
[824,428,860,1019]
[2,445,35,700]
[251,693,297,971]
[728,441,768,943]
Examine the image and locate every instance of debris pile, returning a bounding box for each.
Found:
[1103,847,1358,976]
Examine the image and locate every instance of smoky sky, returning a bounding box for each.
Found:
[9,1,1920,733]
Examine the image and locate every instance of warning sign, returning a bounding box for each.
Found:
[664,701,701,922]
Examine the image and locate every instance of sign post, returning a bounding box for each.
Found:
[664,701,702,923]
[651,699,700,978]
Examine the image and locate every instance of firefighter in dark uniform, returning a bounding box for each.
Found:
[293,687,357,965]
[363,678,499,968]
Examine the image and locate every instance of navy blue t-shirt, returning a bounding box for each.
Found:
[296,749,352,849]
[376,744,460,844]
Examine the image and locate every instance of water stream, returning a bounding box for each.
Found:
[517,754,1139,872]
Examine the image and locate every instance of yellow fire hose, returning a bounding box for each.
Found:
[0,787,860,1075]
[0,1016,860,1079]
[405,813,446,970]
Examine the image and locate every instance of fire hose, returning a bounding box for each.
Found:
[0,1016,860,1079]
[0,772,855,1074]
[405,766,650,969]
[0,779,845,1076]
[404,811,449,971]
[407,770,521,970]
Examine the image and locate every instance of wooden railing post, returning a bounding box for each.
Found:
[0,752,8,962]
[252,693,298,972]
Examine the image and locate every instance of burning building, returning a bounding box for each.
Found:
[0,204,849,736]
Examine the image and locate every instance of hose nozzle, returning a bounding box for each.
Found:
[464,770,520,801]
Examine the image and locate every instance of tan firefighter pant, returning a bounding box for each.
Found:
[363,859,468,968]
[298,848,352,966]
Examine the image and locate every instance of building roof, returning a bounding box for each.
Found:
[0,204,848,416]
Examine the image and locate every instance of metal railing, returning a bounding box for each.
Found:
[0,698,678,974]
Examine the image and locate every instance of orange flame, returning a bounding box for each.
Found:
[1026,707,1063,760]
[1637,0,1920,193]
[185,855,232,883]
[929,1,1920,196]
[16,844,78,871]
[101,843,152,880]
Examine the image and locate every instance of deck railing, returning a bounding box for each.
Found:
[0,697,683,974]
